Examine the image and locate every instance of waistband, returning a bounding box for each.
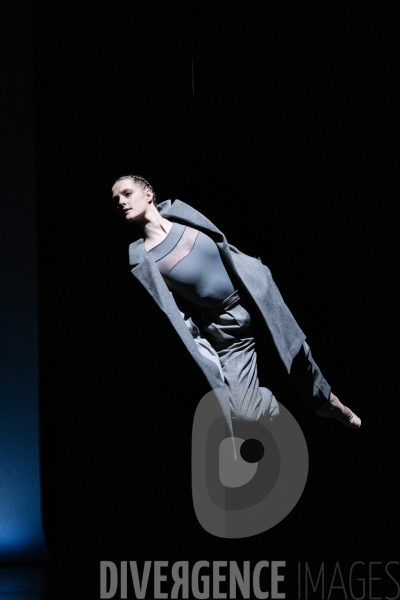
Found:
[201,290,240,315]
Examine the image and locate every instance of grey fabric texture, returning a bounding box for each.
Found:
[201,290,279,422]
[128,199,308,438]
[290,341,331,409]
[149,222,235,307]
[148,221,186,260]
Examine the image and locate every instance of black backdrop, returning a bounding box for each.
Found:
[34,1,398,597]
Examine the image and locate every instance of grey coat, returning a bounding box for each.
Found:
[128,200,306,438]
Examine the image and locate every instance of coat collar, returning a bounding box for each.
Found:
[128,199,226,266]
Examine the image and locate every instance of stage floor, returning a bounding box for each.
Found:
[0,565,47,600]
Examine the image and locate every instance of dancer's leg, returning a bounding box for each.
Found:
[202,291,279,422]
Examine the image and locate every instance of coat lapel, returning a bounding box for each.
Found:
[129,241,176,318]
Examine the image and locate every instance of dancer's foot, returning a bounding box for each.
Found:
[315,393,361,429]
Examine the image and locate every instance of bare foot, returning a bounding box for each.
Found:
[315,393,361,429]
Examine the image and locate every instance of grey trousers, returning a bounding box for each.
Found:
[200,291,331,423]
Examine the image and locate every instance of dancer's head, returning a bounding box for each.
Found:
[112,175,158,223]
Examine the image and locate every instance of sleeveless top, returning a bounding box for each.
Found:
[147,222,235,308]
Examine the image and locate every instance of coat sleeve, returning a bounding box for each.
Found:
[227,244,306,371]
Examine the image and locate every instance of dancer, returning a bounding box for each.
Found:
[111,174,361,437]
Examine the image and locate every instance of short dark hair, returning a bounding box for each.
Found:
[114,174,158,207]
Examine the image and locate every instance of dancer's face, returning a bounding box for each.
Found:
[112,179,153,222]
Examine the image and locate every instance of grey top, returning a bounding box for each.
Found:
[148,222,235,308]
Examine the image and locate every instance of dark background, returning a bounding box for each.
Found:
[0,0,47,565]
[4,0,399,597]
